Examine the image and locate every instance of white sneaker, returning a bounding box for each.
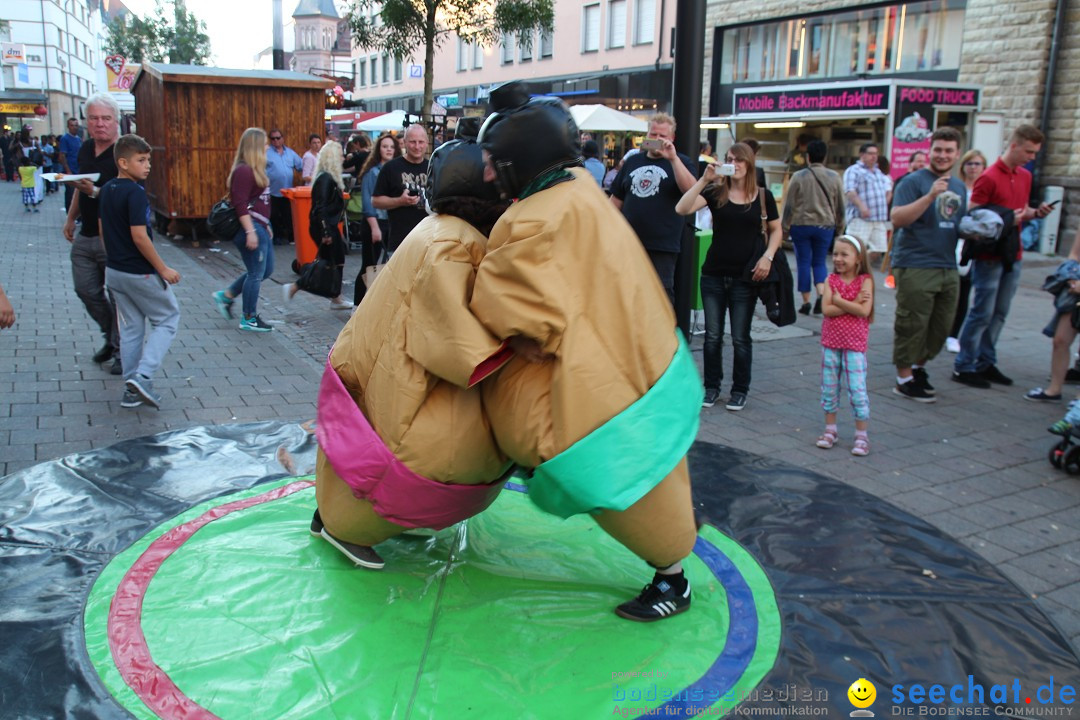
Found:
[329,297,353,310]
[282,283,294,303]
[945,337,960,353]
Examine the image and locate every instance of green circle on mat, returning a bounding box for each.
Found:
[85,478,781,719]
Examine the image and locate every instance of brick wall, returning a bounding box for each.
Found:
[701,0,1080,250]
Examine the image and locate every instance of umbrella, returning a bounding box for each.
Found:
[569,104,648,132]
[356,109,409,133]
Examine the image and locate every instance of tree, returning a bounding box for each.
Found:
[105,0,211,65]
[347,0,554,127]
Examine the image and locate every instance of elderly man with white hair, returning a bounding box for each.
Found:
[63,92,122,372]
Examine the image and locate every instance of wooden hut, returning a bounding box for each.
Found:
[131,63,332,224]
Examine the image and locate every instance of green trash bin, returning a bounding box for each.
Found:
[693,229,713,311]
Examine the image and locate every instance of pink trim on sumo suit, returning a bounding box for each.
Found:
[317,359,506,530]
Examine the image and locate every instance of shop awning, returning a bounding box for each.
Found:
[570,104,648,132]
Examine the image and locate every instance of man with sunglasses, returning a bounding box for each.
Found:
[266,130,303,245]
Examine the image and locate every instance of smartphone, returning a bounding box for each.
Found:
[1047,199,1061,209]
[718,163,736,177]
[641,138,662,152]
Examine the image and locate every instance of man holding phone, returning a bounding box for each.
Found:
[610,113,699,304]
[951,124,1054,393]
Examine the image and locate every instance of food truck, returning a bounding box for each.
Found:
[700,79,994,198]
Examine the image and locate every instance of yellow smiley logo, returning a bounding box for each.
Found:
[848,678,877,708]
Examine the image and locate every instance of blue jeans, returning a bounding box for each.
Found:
[701,274,755,394]
[228,224,274,317]
[954,259,1022,373]
[789,225,833,294]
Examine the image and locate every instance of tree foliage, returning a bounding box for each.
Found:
[346,0,554,124]
[104,0,212,65]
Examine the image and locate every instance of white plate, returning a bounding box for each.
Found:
[40,173,101,183]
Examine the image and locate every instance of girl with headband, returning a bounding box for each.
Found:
[816,234,875,456]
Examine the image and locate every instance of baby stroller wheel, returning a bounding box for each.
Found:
[1064,445,1080,475]
[1049,442,1066,469]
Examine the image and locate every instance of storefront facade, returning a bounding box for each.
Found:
[701,0,1080,249]
[705,78,984,193]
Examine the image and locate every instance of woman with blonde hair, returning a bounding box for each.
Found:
[212,127,274,331]
[945,149,989,353]
[675,141,782,411]
[352,132,400,305]
[283,140,352,308]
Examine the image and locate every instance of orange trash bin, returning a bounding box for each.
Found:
[280,186,349,274]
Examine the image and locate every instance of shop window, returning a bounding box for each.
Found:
[540,31,554,58]
[633,0,654,45]
[721,0,965,84]
[607,0,626,49]
[582,4,600,53]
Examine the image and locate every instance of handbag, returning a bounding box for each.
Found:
[756,191,797,327]
[362,247,388,290]
[207,195,241,240]
[296,244,343,299]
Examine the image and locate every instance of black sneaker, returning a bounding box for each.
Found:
[1065,368,1080,384]
[952,371,991,389]
[239,314,273,332]
[725,392,747,411]
[92,343,114,363]
[110,358,123,376]
[912,367,935,395]
[812,296,822,315]
[894,381,937,402]
[615,576,691,622]
[980,365,1013,386]
[702,388,720,408]
[310,509,324,537]
[798,302,811,316]
[320,528,385,569]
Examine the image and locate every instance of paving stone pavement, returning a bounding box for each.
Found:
[1,181,1078,654]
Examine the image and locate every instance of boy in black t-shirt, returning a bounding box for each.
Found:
[98,134,181,410]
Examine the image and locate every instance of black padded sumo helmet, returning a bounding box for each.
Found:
[478,80,582,199]
[425,135,499,211]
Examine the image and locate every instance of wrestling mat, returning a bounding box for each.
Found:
[1,422,1077,719]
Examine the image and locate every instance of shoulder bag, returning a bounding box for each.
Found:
[758,191,797,327]
[207,195,241,240]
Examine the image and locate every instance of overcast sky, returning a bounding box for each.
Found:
[122,0,293,69]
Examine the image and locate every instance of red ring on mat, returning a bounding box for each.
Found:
[106,480,315,720]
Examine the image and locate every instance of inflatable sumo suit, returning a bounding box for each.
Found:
[473,83,703,569]
[315,134,513,547]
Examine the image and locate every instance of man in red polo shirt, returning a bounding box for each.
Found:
[952,125,1052,390]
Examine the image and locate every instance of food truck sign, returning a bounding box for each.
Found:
[733,83,891,114]
[891,84,981,179]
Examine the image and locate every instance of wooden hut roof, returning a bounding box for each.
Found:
[131,63,334,91]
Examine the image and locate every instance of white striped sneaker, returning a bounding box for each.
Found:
[615,577,691,622]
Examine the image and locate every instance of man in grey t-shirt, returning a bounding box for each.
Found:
[888,127,967,403]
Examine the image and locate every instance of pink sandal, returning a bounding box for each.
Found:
[851,436,870,456]
[816,429,838,449]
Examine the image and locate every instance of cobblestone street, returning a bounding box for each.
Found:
[1,179,1078,653]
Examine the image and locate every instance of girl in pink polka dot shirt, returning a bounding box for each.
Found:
[816,235,875,456]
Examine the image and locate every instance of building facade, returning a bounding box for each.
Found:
[350,0,677,120]
[1,0,106,134]
[702,0,1080,248]
[290,0,352,82]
